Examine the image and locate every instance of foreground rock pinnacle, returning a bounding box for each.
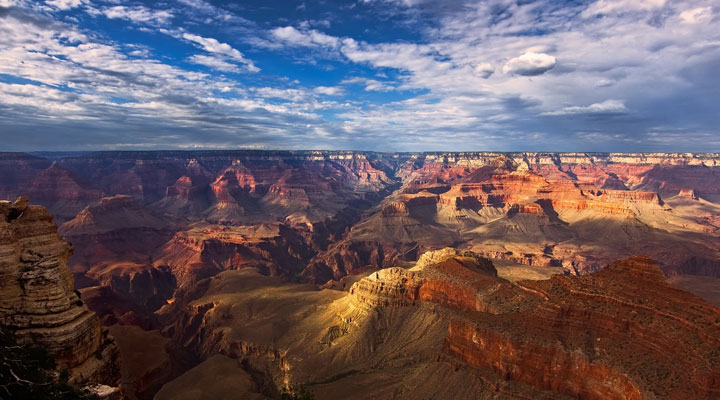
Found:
[0,197,120,388]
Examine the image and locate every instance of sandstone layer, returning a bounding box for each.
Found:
[0,197,120,387]
[308,153,720,282]
[158,249,720,399]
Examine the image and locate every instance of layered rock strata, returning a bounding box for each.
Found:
[1,151,719,312]
[0,197,119,386]
[160,249,720,399]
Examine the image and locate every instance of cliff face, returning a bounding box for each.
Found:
[160,249,720,399]
[58,195,177,326]
[442,256,720,400]
[309,152,720,281]
[0,197,119,386]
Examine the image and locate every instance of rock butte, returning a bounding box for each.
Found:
[0,197,120,390]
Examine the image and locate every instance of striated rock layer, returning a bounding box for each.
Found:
[160,249,720,399]
[308,153,720,281]
[0,197,119,386]
[1,151,719,329]
[60,195,177,325]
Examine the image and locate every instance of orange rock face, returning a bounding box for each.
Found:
[59,195,176,324]
[356,252,720,399]
[309,152,720,281]
[445,319,644,400]
[0,198,120,386]
[162,249,720,399]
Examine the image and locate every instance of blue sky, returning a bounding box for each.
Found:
[0,0,718,152]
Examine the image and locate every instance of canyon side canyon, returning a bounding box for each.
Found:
[1,150,720,399]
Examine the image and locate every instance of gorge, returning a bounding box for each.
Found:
[1,150,719,399]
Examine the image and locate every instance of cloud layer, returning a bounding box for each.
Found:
[0,0,718,151]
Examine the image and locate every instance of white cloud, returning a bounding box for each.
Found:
[474,62,494,79]
[45,0,84,10]
[363,0,426,6]
[541,100,629,116]
[101,6,173,25]
[182,33,258,72]
[679,7,713,24]
[253,87,309,101]
[188,54,240,72]
[502,52,556,76]
[1,0,719,151]
[314,86,344,96]
[341,77,396,92]
[271,26,340,48]
[582,0,666,16]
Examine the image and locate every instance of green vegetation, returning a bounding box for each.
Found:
[0,325,98,400]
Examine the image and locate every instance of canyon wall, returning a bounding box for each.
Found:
[0,197,120,388]
[159,249,720,399]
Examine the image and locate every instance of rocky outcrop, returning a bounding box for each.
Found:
[350,248,502,312]
[0,197,119,387]
[59,196,177,323]
[0,152,51,200]
[162,250,720,399]
[445,319,644,400]
[154,223,313,287]
[20,163,104,222]
[443,256,720,400]
[309,152,719,282]
[61,195,169,235]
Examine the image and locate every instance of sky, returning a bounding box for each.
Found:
[0,0,718,152]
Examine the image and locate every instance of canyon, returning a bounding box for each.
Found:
[1,150,719,399]
[157,249,720,399]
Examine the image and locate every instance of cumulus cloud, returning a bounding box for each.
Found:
[679,7,713,24]
[502,52,556,76]
[1,0,719,151]
[313,86,344,96]
[541,100,629,116]
[0,7,347,150]
[341,77,396,92]
[188,54,240,73]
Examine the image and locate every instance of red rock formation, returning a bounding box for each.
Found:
[349,248,499,312]
[441,256,720,400]
[0,152,51,200]
[154,223,313,287]
[154,176,211,217]
[1,151,719,303]
[310,152,716,282]
[0,197,119,386]
[445,319,644,400]
[60,196,176,321]
[20,163,104,222]
[163,249,720,399]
